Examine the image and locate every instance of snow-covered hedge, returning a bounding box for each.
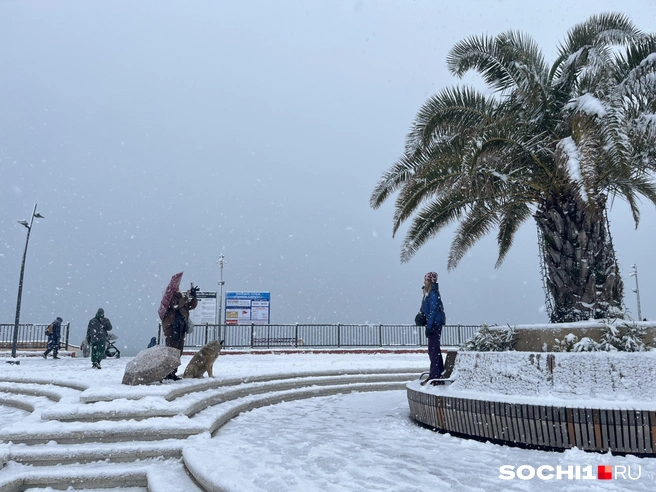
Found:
[552,322,650,352]
[448,351,656,404]
[460,324,517,352]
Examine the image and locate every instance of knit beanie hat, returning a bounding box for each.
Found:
[424,272,438,283]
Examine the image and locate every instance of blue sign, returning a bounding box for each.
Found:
[225,291,270,325]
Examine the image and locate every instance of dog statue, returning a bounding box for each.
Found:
[183,339,224,378]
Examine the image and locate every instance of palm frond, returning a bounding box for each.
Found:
[447,30,548,96]
[550,13,643,104]
[556,12,642,64]
[405,86,494,155]
[370,152,424,209]
[495,202,533,267]
[446,204,499,269]
[397,193,471,263]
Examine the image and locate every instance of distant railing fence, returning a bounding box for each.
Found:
[157,323,480,349]
[0,323,71,351]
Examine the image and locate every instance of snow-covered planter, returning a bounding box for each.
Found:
[502,320,656,352]
[408,350,656,455]
[446,351,656,402]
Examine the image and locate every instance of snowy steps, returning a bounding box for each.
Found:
[0,368,420,491]
[43,372,416,421]
[1,373,414,444]
[1,459,200,492]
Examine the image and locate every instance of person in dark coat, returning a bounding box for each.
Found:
[161,286,198,380]
[86,308,113,369]
[420,272,446,384]
[147,336,157,348]
[43,316,63,359]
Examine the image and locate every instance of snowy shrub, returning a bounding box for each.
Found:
[597,322,650,352]
[461,324,517,351]
[553,334,601,352]
[573,337,601,352]
[552,333,579,352]
[551,322,650,353]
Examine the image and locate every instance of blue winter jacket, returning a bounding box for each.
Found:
[421,283,443,333]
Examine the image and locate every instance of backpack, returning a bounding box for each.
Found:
[436,300,446,326]
[434,285,447,326]
[45,323,53,335]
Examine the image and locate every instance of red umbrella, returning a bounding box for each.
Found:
[158,272,184,321]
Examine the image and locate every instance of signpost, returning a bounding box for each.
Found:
[189,291,218,325]
[225,291,270,325]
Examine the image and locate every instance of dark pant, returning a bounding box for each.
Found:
[47,336,61,351]
[427,325,444,379]
[164,335,185,378]
[91,341,106,364]
[165,335,185,354]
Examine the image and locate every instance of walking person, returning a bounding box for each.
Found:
[87,308,112,369]
[43,316,63,359]
[420,272,447,385]
[161,285,199,380]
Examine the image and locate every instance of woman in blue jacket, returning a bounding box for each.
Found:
[421,272,445,383]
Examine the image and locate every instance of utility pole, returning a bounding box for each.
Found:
[217,254,226,329]
[629,264,642,320]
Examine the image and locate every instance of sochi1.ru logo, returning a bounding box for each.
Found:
[499,465,641,480]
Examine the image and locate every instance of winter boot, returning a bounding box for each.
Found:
[53,350,60,360]
[42,349,50,359]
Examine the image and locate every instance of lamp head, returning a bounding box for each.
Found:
[34,212,44,218]
[17,220,29,228]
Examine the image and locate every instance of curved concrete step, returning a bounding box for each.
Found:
[4,440,184,466]
[2,378,407,448]
[41,372,416,422]
[0,382,63,402]
[0,459,202,492]
[1,369,412,491]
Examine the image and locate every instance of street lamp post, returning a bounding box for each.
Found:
[11,203,44,358]
[217,254,226,329]
[629,264,642,321]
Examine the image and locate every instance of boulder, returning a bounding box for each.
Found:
[122,346,181,385]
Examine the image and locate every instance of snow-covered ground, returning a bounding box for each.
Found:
[1,351,655,491]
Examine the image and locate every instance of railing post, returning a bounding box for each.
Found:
[267,324,270,349]
[65,322,70,350]
[204,324,209,345]
[378,324,382,347]
[250,323,255,348]
[295,323,298,348]
[337,323,341,348]
[157,323,161,345]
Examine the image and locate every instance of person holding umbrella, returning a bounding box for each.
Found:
[161,284,199,380]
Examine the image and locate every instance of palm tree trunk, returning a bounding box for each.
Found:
[535,196,624,322]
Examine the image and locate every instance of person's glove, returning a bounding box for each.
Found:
[190,285,200,298]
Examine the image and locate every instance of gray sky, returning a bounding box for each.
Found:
[1,0,654,356]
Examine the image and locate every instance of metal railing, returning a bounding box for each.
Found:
[157,323,480,349]
[0,323,71,351]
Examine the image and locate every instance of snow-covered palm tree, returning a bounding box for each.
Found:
[371,13,656,322]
